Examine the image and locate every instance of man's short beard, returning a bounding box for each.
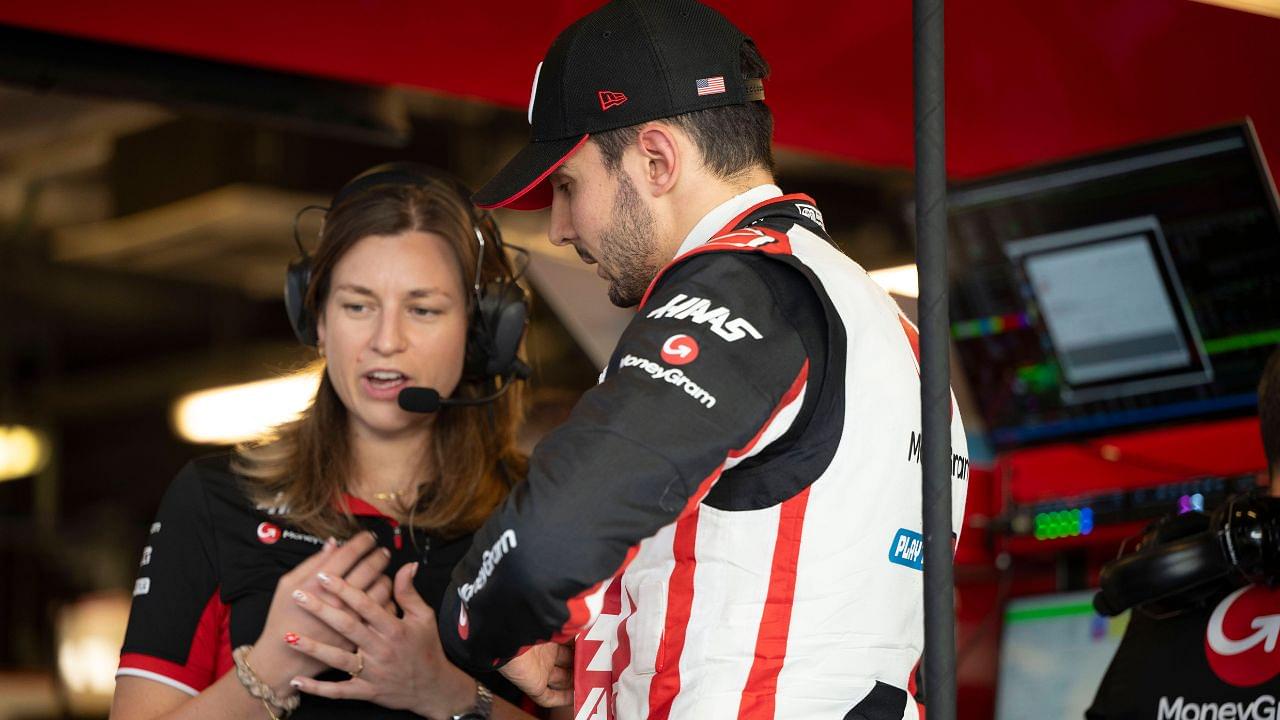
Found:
[598,172,660,307]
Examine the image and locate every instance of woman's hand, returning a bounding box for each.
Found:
[246,532,393,699]
[284,562,480,720]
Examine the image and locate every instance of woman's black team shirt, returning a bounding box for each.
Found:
[1087,583,1280,719]
[117,453,525,718]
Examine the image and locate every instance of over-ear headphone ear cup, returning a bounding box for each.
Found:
[285,257,318,347]
[485,286,529,377]
[1094,529,1233,616]
[464,282,528,380]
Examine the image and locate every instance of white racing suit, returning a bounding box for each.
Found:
[440,185,970,720]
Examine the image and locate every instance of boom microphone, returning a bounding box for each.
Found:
[398,387,444,413]
[397,376,526,415]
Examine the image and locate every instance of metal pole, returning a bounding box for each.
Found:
[914,0,956,718]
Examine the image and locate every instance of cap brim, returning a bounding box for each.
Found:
[473,134,590,211]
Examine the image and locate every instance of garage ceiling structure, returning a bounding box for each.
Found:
[1,0,1277,179]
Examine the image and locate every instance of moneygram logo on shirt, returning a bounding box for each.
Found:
[646,294,763,342]
[619,355,717,408]
[257,522,282,545]
[255,522,322,547]
[1158,695,1278,720]
[1205,584,1280,686]
[459,529,518,603]
[456,602,470,640]
[661,334,699,366]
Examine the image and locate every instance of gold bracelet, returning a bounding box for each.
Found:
[232,645,300,718]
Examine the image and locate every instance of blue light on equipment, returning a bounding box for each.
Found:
[1191,493,1205,512]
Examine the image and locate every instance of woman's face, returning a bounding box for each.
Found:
[317,230,470,440]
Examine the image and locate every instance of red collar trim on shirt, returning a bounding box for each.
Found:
[341,493,391,519]
[712,192,817,239]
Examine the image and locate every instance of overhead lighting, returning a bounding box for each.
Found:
[172,369,321,445]
[1190,0,1280,19]
[869,263,920,298]
[0,425,51,482]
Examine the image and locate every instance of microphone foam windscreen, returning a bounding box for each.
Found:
[397,387,441,413]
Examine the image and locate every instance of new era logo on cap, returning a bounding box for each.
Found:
[598,90,629,111]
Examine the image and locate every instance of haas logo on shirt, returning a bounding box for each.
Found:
[1205,584,1280,686]
[256,522,282,545]
[646,294,763,342]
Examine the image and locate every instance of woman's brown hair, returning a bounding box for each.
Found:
[234,176,527,540]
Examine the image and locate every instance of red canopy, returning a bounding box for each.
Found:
[3,0,1278,179]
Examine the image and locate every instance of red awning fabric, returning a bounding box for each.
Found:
[2,0,1278,180]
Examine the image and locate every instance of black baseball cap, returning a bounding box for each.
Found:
[473,0,765,210]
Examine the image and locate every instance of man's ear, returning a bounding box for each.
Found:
[634,123,681,198]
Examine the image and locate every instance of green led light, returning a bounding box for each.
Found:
[1034,508,1090,540]
[1203,328,1280,355]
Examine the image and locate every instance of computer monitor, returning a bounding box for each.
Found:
[949,121,1280,450]
[996,591,1130,720]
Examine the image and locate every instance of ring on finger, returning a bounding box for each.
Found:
[349,649,364,679]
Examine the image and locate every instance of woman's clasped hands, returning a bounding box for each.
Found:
[246,531,394,700]
[284,561,484,720]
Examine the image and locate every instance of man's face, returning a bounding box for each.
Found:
[548,142,662,307]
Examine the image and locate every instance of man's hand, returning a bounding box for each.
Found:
[500,642,574,708]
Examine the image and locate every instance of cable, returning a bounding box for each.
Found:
[291,204,328,257]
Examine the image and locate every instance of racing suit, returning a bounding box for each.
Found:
[439,185,970,719]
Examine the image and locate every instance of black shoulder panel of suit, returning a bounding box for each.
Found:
[701,247,846,511]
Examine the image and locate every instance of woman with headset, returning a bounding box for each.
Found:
[111,165,565,720]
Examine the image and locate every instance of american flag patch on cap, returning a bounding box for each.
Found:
[696,76,726,96]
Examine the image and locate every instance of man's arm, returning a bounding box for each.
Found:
[440,252,822,672]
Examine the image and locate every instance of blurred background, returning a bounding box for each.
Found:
[0,1,1277,719]
[0,6,924,718]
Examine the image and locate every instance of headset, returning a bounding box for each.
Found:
[285,162,530,408]
[1094,489,1280,617]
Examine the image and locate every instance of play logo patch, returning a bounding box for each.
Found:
[888,528,924,571]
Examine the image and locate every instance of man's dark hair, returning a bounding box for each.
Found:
[593,40,774,180]
[1260,346,1280,473]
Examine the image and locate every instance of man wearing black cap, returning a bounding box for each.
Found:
[441,2,970,719]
